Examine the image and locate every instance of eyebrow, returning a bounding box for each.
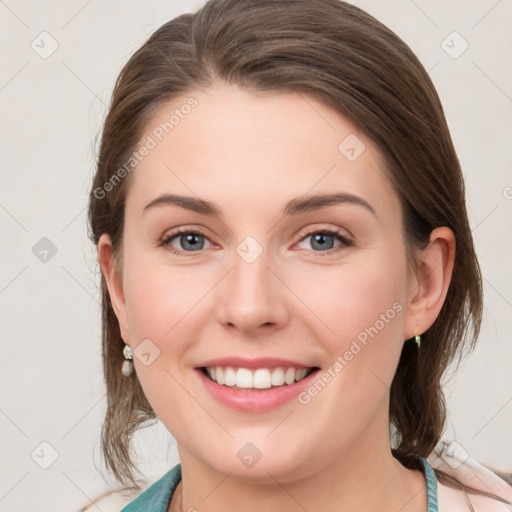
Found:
[142,192,376,218]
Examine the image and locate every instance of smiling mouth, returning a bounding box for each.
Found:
[198,366,320,390]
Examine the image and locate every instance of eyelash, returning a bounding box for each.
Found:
[160,227,353,257]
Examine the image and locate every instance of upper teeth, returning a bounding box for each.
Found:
[206,366,311,389]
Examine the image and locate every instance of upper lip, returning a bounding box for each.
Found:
[196,357,318,369]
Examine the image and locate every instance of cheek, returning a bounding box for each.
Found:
[122,251,219,394]
[297,252,406,386]
[122,260,210,419]
[307,258,404,338]
[123,247,203,339]
[290,262,406,431]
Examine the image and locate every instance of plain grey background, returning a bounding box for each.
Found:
[1,0,511,510]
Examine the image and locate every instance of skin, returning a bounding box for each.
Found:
[99,82,456,512]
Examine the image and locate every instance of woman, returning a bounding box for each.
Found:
[87,0,512,510]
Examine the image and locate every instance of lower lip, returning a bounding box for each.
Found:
[196,368,320,412]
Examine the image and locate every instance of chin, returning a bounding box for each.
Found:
[199,438,315,483]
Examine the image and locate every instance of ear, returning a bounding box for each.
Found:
[404,227,456,339]
[98,233,131,344]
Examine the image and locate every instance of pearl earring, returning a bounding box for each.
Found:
[122,344,133,376]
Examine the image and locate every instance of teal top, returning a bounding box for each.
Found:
[121,456,438,511]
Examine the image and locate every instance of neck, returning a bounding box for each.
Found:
[172,418,427,512]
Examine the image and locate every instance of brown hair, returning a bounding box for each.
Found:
[87,0,508,500]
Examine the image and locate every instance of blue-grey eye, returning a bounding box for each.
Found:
[297,229,351,253]
[163,230,212,252]
[179,233,204,251]
[309,233,336,250]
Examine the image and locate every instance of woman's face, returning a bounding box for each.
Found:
[100,82,427,482]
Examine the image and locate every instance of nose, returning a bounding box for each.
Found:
[215,247,290,336]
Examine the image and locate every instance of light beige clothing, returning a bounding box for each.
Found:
[428,440,512,511]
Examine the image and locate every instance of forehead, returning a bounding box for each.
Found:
[125,83,399,223]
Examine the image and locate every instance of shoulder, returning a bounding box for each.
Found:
[465,492,512,512]
[427,443,512,512]
[78,489,138,511]
[81,464,183,512]
[121,464,182,512]
[437,476,512,512]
